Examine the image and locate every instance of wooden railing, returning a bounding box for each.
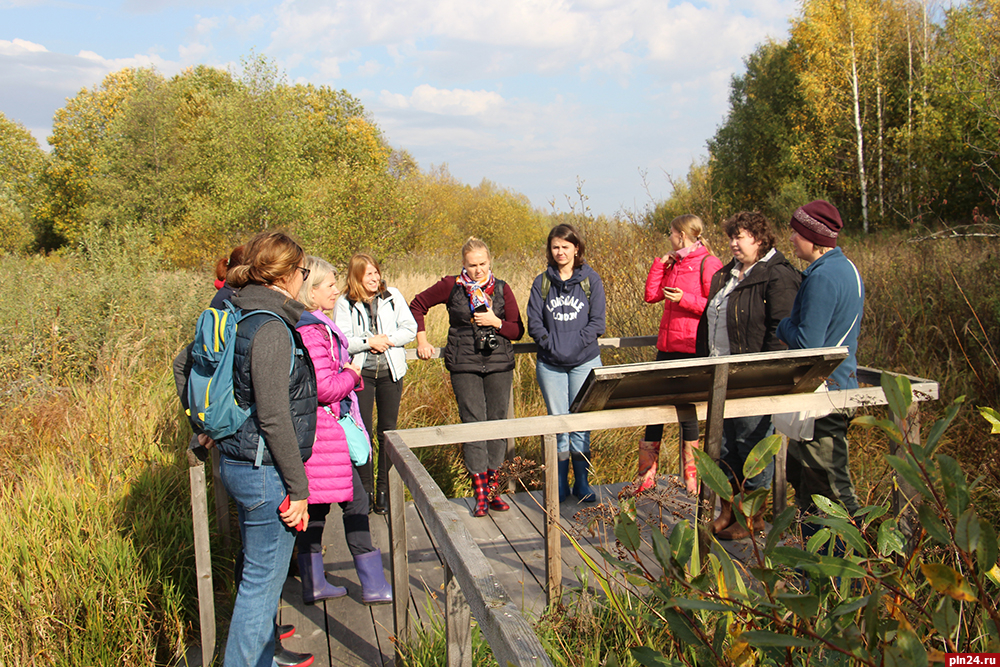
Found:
[187,336,939,666]
[380,340,939,666]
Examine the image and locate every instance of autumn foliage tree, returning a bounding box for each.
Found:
[683,0,999,231]
[29,55,418,266]
[0,113,45,253]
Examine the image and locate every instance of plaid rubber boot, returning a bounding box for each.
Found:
[472,472,489,517]
[487,469,510,511]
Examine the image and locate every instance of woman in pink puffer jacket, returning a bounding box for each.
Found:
[295,256,392,608]
[634,214,722,496]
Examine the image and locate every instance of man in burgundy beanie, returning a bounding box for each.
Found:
[776,200,865,550]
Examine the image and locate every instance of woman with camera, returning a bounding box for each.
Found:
[409,237,525,517]
[527,224,606,503]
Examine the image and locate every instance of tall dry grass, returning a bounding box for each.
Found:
[4,219,999,663]
[0,231,213,664]
[383,222,1000,520]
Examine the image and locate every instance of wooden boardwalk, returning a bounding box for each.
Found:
[276,476,758,666]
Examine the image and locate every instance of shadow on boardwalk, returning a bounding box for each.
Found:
[277,476,768,666]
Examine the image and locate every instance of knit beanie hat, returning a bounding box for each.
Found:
[790,200,842,248]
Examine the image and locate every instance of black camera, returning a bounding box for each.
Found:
[473,304,500,352]
[475,326,500,352]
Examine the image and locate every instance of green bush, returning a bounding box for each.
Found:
[576,373,1000,666]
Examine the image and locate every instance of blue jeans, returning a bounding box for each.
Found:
[719,415,775,492]
[536,355,602,459]
[220,455,296,667]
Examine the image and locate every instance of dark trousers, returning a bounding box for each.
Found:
[449,370,513,474]
[719,414,775,492]
[643,350,699,442]
[356,373,404,496]
[296,466,373,557]
[786,412,859,516]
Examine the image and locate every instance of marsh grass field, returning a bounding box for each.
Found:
[2,223,999,664]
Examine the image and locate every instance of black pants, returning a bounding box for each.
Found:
[296,466,373,557]
[643,350,699,442]
[786,412,859,516]
[356,372,404,496]
[450,370,513,474]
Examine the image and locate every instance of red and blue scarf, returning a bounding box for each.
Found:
[457,269,495,312]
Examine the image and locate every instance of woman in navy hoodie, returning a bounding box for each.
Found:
[527,224,607,502]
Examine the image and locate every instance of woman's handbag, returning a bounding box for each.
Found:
[338,402,370,466]
[324,322,371,466]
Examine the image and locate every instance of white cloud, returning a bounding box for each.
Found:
[178,15,218,64]
[179,41,212,61]
[316,56,344,79]
[402,85,505,116]
[356,59,381,77]
[267,0,792,86]
[0,38,47,55]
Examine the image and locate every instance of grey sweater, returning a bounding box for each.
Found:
[173,283,312,499]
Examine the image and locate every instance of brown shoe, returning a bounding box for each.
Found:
[716,511,765,541]
[712,498,736,534]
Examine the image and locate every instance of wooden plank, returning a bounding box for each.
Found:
[774,434,788,514]
[387,462,409,664]
[403,335,660,361]
[508,490,589,592]
[453,496,547,616]
[471,497,550,610]
[698,362,729,554]
[368,514,399,664]
[399,501,445,627]
[387,434,554,667]
[444,560,473,667]
[279,575,330,667]
[571,347,848,412]
[506,384,517,493]
[187,455,216,667]
[572,479,693,584]
[790,361,835,394]
[571,375,622,413]
[321,519,391,666]
[276,514,396,667]
[542,434,560,605]
[389,378,938,450]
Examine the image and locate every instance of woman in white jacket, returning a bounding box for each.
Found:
[335,254,417,514]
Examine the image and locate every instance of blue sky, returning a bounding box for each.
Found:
[1,0,796,217]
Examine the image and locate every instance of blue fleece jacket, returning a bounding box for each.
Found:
[527,264,606,368]
[776,247,865,390]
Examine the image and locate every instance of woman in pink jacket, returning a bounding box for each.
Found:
[295,256,392,607]
[635,214,722,496]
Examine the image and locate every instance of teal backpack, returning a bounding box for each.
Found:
[185,301,293,443]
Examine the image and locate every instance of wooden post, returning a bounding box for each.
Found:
[542,433,561,605]
[388,459,409,666]
[444,561,473,667]
[774,434,788,516]
[210,446,231,551]
[187,450,216,667]
[506,382,517,493]
[698,363,729,554]
[892,403,921,546]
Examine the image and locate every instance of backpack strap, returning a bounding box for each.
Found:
[699,256,709,297]
[237,309,297,466]
[540,273,590,300]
